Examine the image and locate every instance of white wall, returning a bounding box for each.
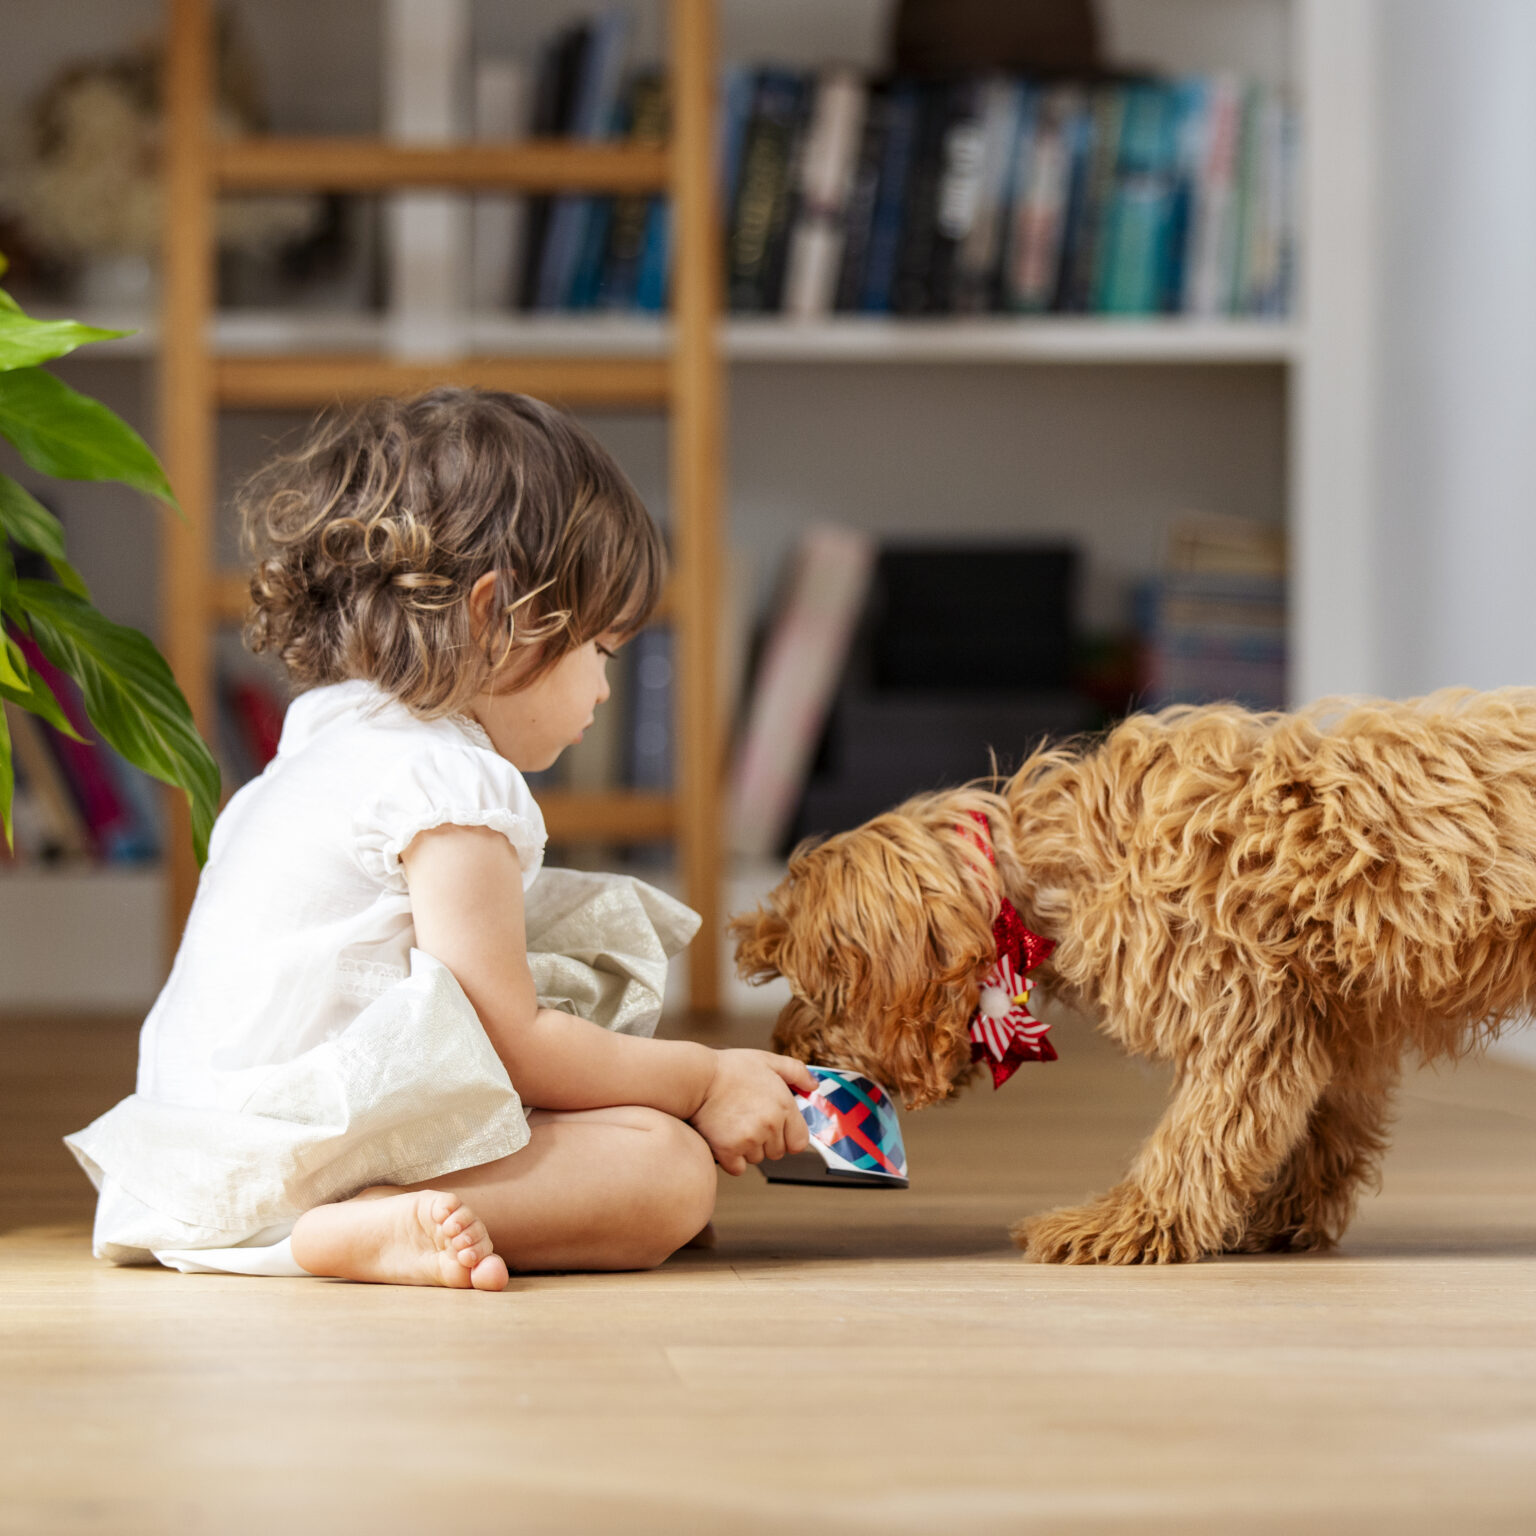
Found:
[1376,0,1536,697]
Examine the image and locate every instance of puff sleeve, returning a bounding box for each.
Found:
[352,741,547,894]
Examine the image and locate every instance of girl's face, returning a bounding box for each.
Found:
[469,634,618,773]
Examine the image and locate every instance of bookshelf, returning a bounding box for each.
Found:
[0,0,1374,1013]
[156,0,727,1007]
[58,309,1303,365]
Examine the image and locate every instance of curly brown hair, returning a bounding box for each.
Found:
[239,388,666,716]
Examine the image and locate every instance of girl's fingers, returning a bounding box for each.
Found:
[762,1125,786,1163]
[770,1055,817,1094]
[785,1110,811,1156]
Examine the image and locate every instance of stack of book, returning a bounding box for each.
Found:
[468,13,671,316]
[727,67,1293,319]
[1141,514,1287,711]
[2,638,162,868]
[214,667,289,791]
[490,48,1293,321]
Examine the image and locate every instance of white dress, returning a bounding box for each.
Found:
[64,680,697,1278]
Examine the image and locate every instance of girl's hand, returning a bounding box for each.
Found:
[690,1050,816,1175]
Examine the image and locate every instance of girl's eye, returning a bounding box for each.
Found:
[596,643,616,660]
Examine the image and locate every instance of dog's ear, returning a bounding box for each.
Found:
[788,811,997,1109]
[727,903,788,983]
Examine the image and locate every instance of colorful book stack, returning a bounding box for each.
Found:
[509,14,672,315]
[503,55,1293,321]
[214,670,289,791]
[1142,514,1287,712]
[2,637,162,868]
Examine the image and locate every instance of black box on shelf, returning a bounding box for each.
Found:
[791,686,1100,844]
[784,538,1095,846]
[869,542,1079,690]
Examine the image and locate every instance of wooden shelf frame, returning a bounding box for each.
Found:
[216,139,670,194]
[160,0,725,1006]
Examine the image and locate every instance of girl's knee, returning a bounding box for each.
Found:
[627,1113,717,1268]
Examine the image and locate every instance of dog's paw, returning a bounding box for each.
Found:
[1229,1219,1339,1256]
[1012,1188,1204,1265]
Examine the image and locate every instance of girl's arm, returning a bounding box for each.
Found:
[401,823,812,1172]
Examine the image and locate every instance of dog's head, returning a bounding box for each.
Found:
[728,791,1009,1109]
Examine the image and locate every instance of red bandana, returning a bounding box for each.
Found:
[963,813,1057,1087]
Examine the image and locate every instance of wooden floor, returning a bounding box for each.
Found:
[2,1007,1533,1536]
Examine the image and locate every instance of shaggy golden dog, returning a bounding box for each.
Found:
[730,690,1536,1264]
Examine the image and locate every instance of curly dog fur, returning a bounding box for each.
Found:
[729,689,1536,1264]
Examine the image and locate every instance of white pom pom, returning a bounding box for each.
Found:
[977,985,1011,1020]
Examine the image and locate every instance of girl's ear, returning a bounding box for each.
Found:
[468,572,500,643]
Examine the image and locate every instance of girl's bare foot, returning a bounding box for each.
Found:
[290,1188,509,1291]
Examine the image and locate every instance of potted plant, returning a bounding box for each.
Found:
[0,252,218,862]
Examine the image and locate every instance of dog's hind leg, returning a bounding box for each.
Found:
[1231,1048,1401,1253]
[1015,981,1333,1264]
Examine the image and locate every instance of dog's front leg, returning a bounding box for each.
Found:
[1015,988,1333,1264]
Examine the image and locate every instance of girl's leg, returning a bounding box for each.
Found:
[290,1106,717,1287]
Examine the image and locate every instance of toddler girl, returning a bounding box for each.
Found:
[66,387,812,1291]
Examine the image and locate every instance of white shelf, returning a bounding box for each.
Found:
[46,307,1303,367]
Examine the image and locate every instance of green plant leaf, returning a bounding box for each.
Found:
[0,475,91,598]
[0,702,11,850]
[0,630,24,690]
[14,579,218,863]
[0,312,131,371]
[0,664,84,740]
[0,367,177,507]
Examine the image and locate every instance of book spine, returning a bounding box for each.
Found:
[781,67,868,322]
[517,24,589,310]
[834,85,891,312]
[890,83,952,316]
[953,78,1026,315]
[1060,83,1125,313]
[597,70,668,310]
[1185,74,1242,317]
[1100,81,1177,315]
[624,626,674,791]
[534,10,631,311]
[926,79,992,315]
[1004,85,1079,313]
[634,201,671,312]
[230,677,286,770]
[726,70,806,313]
[2,701,90,860]
[728,525,876,859]
[13,635,133,860]
[1225,81,1264,316]
[858,81,921,313]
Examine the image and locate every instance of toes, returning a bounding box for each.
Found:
[452,1223,493,1268]
[470,1253,510,1292]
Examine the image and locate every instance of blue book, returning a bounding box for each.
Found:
[534,10,631,310]
[634,201,671,312]
[1098,81,1179,314]
[1162,78,1209,312]
[717,64,756,215]
[625,627,674,790]
[1049,90,1098,312]
[567,196,614,310]
[859,80,921,313]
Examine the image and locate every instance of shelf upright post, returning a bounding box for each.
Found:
[160,0,218,949]
[669,0,725,1013]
